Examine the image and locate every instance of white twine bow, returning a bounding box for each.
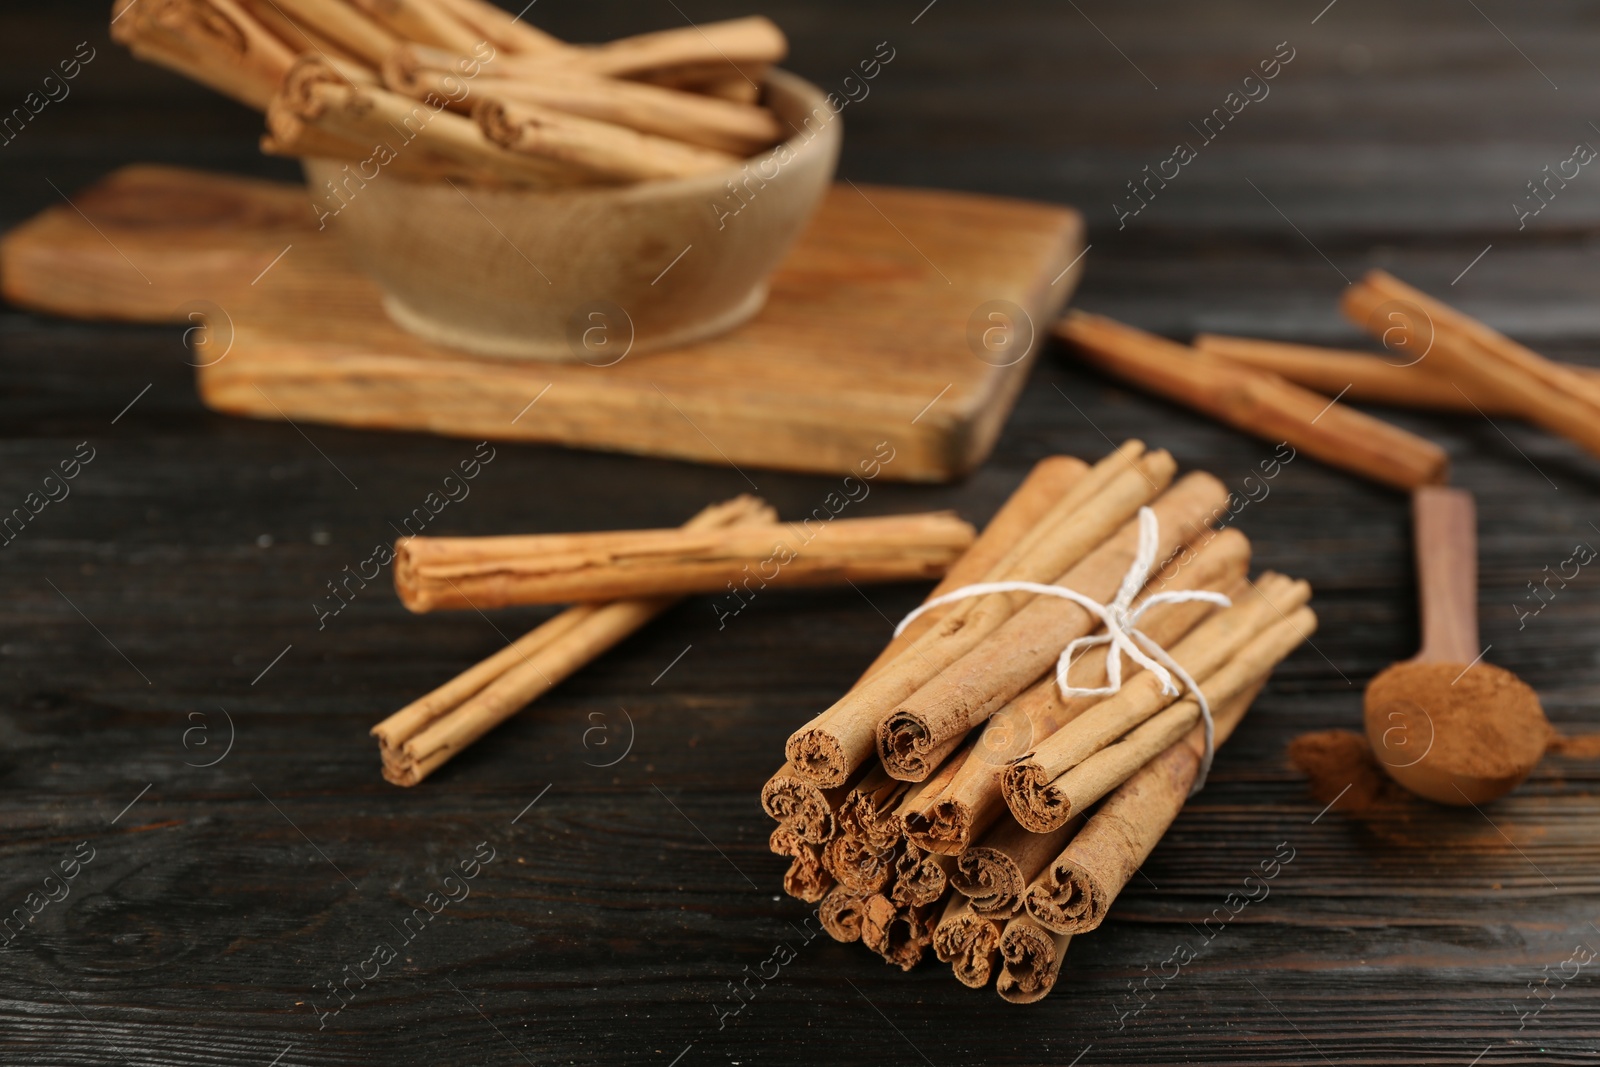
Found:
[893,507,1231,794]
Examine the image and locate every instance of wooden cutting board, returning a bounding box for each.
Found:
[0,165,1083,482]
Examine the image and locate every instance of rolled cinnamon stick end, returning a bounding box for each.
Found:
[889,842,954,908]
[823,834,894,894]
[860,895,936,972]
[950,817,1080,921]
[818,884,873,943]
[996,915,1069,1004]
[770,826,833,903]
[1058,310,1449,491]
[932,896,1003,989]
[760,763,848,844]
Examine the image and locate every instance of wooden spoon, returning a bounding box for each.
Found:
[1364,486,1547,805]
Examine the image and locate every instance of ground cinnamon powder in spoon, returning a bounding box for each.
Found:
[1364,661,1549,781]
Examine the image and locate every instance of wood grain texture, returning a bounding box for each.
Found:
[4,1,1600,1064]
[0,166,1084,484]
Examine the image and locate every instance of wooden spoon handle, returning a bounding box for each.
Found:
[1413,485,1479,663]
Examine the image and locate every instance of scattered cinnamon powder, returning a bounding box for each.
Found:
[1287,730,1413,814]
[1547,732,1600,759]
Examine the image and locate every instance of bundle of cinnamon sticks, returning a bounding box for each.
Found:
[372,497,976,785]
[764,444,1317,1003]
[110,0,791,184]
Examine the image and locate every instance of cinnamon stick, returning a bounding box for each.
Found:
[769,825,832,903]
[1193,333,1524,414]
[371,495,773,785]
[476,96,743,180]
[433,0,564,54]
[823,833,895,894]
[902,540,1251,855]
[950,815,1081,920]
[385,44,784,154]
[995,915,1069,1004]
[860,894,936,971]
[818,884,873,943]
[786,442,1171,787]
[395,511,976,613]
[348,0,483,54]
[237,0,370,64]
[498,16,787,80]
[116,0,292,109]
[932,896,1003,989]
[1343,270,1600,458]
[268,56,587,186]
[1022,621,1311,935]
[890,843,955,907]
[760,764,849,844]
[1001,573,1312,832]
[877,470,1231,782]
[1058,310,1449,491]
[268,0,399,65]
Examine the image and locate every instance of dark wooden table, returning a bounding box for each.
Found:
[4,1,1600,1063]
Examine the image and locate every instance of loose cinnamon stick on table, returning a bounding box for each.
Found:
[1001,573,1312,832]
[787,442,1169,788]
[903,539,1251,855]
[1057,311,1449,491]
[1193,333,1520,414]
[932,896,1004,989]
[877,470,1231,783]
[996,915,1069,1004]
[372,495,773,786]
[475,97,742,181]
[395,511,976,613]
[1343,270,1600,458]
[1021,615,1314,936]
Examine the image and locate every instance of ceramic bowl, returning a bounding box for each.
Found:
[304,69,841,361]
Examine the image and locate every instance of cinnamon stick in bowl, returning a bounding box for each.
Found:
[1057,310,1449,491]
[475,97,741,181]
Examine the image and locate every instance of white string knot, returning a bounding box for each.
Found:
[893,507,1231,794]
